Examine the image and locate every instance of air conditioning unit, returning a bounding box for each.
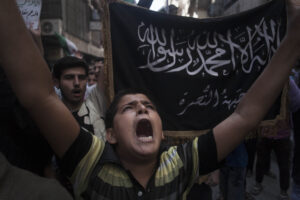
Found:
[41,19,62,36]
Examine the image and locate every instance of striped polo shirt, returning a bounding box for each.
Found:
[61,129,218,200]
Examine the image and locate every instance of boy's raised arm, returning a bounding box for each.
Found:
[213,0,300,161]
[0,0,79,158]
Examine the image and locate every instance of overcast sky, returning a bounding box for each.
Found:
[150,0,166,11]
[136,0,166,11]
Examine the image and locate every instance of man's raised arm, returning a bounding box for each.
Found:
[213,0,300,161]
[0,0,79,158]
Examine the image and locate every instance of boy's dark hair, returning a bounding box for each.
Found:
[52,56,89,79]
[105,88,157,129]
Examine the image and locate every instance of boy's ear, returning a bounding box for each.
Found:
[53,78,60,88]
[106,128,117,144]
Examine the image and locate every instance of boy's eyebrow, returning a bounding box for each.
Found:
[121,100,138,107]
[141,100,154,106]
[120,99,154,108]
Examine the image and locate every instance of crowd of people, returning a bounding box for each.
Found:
[0,0,300,200]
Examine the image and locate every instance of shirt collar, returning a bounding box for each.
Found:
[99,141,168,167]
[98,142,122,165]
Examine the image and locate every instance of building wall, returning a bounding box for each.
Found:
[65,0,90,41]
[41,0,62,19]
[169,0,209,18]
[223,0,270,15]
[41,0,103,62]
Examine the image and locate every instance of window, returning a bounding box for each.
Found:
[66,0,89,41]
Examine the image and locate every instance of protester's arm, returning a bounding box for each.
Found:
[213,0,300,161]
[0,0,79,158]
[29,27,44,56]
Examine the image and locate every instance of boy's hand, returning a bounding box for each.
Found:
[286,0,300,47]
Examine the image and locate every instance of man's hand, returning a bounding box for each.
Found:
[205,170,219,187]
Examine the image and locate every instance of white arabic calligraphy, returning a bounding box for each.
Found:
[137,18,282,77]
[177,86,245,116]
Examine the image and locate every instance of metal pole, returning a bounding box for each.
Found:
[166,0,169,13]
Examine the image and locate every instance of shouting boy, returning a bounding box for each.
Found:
[0,0,300,199]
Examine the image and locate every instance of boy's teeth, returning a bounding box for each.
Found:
[138,136,153,142]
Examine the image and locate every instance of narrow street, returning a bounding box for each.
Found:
[212,152,292,200]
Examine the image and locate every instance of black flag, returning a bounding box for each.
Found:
[108,0,287,132]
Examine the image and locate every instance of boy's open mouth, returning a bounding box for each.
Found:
[136,119,153,142]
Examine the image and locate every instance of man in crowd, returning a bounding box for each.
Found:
[52,56,106,140]
[251,77,300,200]
[0,0,300,199]
[88,71,97,87]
